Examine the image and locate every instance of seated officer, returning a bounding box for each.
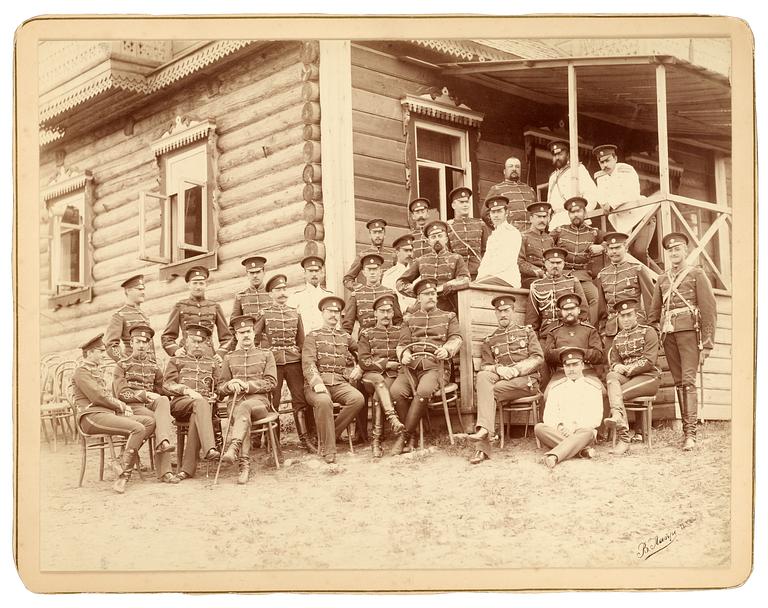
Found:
[466,295,544,465]
[73,333,155,494]
[163,324,221,483]
[357,294,407,458]
[389,278,463,455]
[219,315,278,484]
[604,298,662,455]
[302,296,365,465]
[113,324,176,484]
[534,347,603,468]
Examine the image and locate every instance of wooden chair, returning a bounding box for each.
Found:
[610,397,655,450]
[77,418,155,487]
[316,403,355,455]
[496,393,544,449]
[250,407,283,468]
[40,360,77,451]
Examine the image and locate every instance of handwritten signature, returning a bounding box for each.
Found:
[636,516,697,560]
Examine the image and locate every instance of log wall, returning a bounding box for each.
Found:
[39,42,310,358]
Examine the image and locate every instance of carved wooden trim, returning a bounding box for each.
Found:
[150,116,216,157]
[42,167,93,201]
[401,88,484,128]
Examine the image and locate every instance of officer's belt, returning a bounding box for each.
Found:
[667,306,699,316]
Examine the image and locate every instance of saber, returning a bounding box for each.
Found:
[213,388,239,486]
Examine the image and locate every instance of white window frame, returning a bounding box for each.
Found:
[138,191,171,264]
[177,177,208,255]
[414,120,473,219]
[50,191,85,292]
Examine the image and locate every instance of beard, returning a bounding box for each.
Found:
[571,216,583,227]
[432,241,443,253]
[553,157,567,170]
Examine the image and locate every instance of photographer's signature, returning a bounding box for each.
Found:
[636,516,697,560]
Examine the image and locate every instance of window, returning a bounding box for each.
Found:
[415,122,472,220]
[142,116,218,280]
[42,167,94,308]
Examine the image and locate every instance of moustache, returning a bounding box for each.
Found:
[433,242,443,253]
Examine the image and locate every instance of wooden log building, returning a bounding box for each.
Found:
[38,38,732,422]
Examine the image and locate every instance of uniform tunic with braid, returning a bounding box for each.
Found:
[409,227,431,261]
[230,287,272,322]
[104,304,155,361]
[483,180,536,231]
[595,260,654,337]
[447,217,489,279]
[551,223,601,281]
[609,324,660,377]
[341,285,403,334]
[518,228,556,285]
[162,297,232,357]
[525,273,589,335]
[342,245,395,291]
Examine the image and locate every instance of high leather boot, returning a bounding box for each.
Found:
[676,385,686,431]
[237,458,250,484]
[405,434,418,453]
[372,438,383,458]
[112,448,136,494]
[683,385,698,451]
[605,376,631,453]
[295,409,318,454]
[390,432,407,456]
[222,438,242,465]
[376,384,405,435]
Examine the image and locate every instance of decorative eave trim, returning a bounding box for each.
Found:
[626,153,684,177]
[410,39,510,62]
[148,40,253,90]
[150,116,216,156]
[42,167,93,201]
[402,88,484,128]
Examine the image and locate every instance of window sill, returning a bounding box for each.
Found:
[158,251,217,281]
[48,286,92,309]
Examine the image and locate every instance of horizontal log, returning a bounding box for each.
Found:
[304,240,326,259]
[354,198,410,230]
[351,43,442,89]
[301,102,321,125]
[219,185,304,228]
[219,234,306,271]
[94,178,158,225]
[353,131,405,164]
[300,41,319,64]
[303,124,321,141]
[300,63,319,82]
[93,165,157,205]
[219,127,305,174]
[303,183,322,203]
[353,153,405,185]
[303,201,324,223]
[301,81,320,102]
[302,163,322,184]
[354,175,408,207]
[302,140,321,164]
[304,222,324,241]
[218,164,302,212]
[219,142,303,192]
[219,201,304,244]
[351,63,434,104]
[217,99,304,154]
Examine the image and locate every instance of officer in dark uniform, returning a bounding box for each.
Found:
[219,315,277,484]
[342,218,394,291]
[358,294,407,458]
[73,333,155,494]
[302,296,365,465]
[389,278,463,455]
[161,266,232,363]
[163,323,221,482]
[604,298,662,455]
[595,231,655,359]
[466,295,544,464]
[648,232,717,451]
[446,186,489,280]
[104,274,156,362]
[407,198,434,261]
[542,293,604,392]
[518,202,555,288]
[230,256,272,322]
[550,196,604,324]
[525,247,589,336]
[341,253,403,334]
[396,220,471,314]
[254,273,317,453]
[113,324,176,483]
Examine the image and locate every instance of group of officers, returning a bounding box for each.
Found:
[70,138,718,492]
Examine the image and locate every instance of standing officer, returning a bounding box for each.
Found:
[163,323,221,482]
[396,220,470,314]
[483,156,536,231]
[595,231,655,357]
[604,298,662,455]
[466,295,544,464]
[518,202,555,288]
[230,256,272,322]
[551,196,603,324]
[113,324,176,483]
[255,273,317,453]
[381,234,416,314]
[343,218,393,291]
[342,253,403,334]
[358,294,407,458]
[648,232,717,451]
[73,333,155,494]
[219,315,278,484]
[104,274,155,362]
[161,266,232,362]
[542,293,604,391]
[546,139,598,229]
[407,198,433,261]
[286,256,335,334]
[525,247,589,337]
[302,296,365,465]
[389,278,463,455]
[447,186,489,280]
[476,195,523,288]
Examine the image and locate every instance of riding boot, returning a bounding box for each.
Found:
[605,376,631,451]
[237,458,250,484]
[295,409,318,454]
[683,385,698,451]
[376,385,405,435]
[222,438,242,465]
[676,385,686,431]
[112,448,136,494]
[390,432,407,456]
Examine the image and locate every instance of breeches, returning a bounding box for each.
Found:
[79,411,155,454]
[663,331,700,387]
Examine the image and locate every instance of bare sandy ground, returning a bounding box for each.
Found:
[38,422,730,572]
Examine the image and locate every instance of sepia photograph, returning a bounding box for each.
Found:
[13,13,756,594]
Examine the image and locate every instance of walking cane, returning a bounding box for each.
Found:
[436,360,457,445]
[213,388,239,486]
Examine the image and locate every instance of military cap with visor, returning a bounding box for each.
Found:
[412,278,438,296]
[300,255,324,270]
[80,333,105,353]
[448,186,473,202]
[559,346,586,363]
[564,196,587,212]
[366,218,387,231]
[543,247,568,261]
[662,232,689,249]
[185,323,212,338]
[265,274,288,292]
[485,195,509,211]
[129,324,155,339]
[318,296,345,312]
[408,198,431,213]
[423,220,449,238]
[603,231,629,246]
[592,144,618,161]
[231,315,257,329]
[373,294,396,310]
[120,274,145,290]
[392,234,414,250]
[556,293,582,309]
[241,256,267,270]
[185,266,210,282]
[491,295,515,310]
[527,202,552,214]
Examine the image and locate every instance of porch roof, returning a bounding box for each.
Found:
[440,55,731,151]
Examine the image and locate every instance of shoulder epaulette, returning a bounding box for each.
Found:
[616,164,634,173]
[548,376,569,391]
[594,169,606,179]
[583,376,605,391]
[579,321,597,329]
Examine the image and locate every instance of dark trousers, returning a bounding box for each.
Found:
[79,411,155,456]
[273,362,315,436]
[663,331,700,388]
[304,383,365,457]
[132,396,174,477]
[580,279,599,326]
[534,423,596,464]
[475,371,539,455]
[389,365,441,434]
[171,396,215,476]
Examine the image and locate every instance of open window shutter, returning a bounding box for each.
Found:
[138,191,171,263]
[177,178,208,254]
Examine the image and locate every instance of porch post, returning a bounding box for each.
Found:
[567,63,580,192]
[656,63,673,236]
[319,40,356,295]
